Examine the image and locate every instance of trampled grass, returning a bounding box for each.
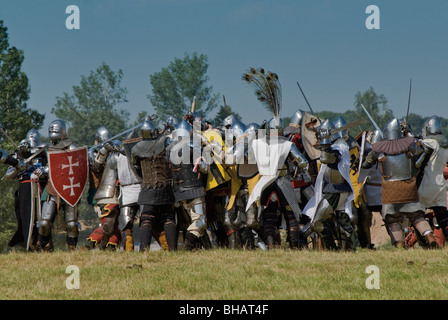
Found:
[0,247,447,300]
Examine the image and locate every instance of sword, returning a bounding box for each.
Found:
[406,78,412,123]
[296,81,315,114]
[360,104,383,136]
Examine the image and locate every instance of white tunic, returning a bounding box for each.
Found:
[418,138,448,208]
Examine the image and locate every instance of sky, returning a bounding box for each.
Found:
[1,0,447,135]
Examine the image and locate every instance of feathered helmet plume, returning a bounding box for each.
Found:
[243,67,282,128]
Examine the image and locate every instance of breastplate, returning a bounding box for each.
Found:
[380,153,412,181]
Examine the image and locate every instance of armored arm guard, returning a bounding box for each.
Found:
[361,150,379,169]
[414,144,433,169]
[289,143,308,169]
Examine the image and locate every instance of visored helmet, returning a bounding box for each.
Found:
[140,118,158,140]
[95,126,112,144]
[333,116,348,140]
[48,119,67,144]
[383,118,403,140]
[316,119,336,146]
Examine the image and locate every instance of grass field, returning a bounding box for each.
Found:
[1,246,447,301]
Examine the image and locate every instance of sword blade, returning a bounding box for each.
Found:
[360,104,383,136]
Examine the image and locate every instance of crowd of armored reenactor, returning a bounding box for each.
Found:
[2,106,448,253]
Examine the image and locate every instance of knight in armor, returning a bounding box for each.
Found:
[243,67,308,249]
[361,117,438,248]
[246,117,308,249]
[224,120,265,249]
[357,129,384,249]
[302,119,359,251]
[84,129,123,250]
[415,116,448,245]
[283,109,316,247]
[167,119,209,250]
[3,129,47,251]
[34,120,81,251]
[131,118,177,251]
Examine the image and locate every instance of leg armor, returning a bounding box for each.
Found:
[182,197,206,238]
[37,195,57,251]
[262,205,281,249]
[282,206,300,249]
[139,205,155,252]
[119,205,138,251]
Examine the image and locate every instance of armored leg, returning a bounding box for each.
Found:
[262,206,281,250]
[406,211,439,249]
[283,206,300,249]
[119,205,138,251]
[37,196,58,252]
[64,203,79,250]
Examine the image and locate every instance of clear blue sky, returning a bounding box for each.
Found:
[1,0,447,134]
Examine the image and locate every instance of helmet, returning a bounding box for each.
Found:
[284,109,304,135]
[316,119,336,146]
[173,120,192,140]
[245,122,260,133]
[222,115,237,129]
[383,118,403,140]
[230,120,247,139]
[422,116,442,138]
[18,139,31,157]
[140,119,158,140]
[333,116,348,140]
[95,126,112,144]
[48,119,67,144]
[26,128,41,148]
[166,115,180,129]
[367,129,383,144]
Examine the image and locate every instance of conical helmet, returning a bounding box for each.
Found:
[368,129,383,144]
[383,118,403,140]
[173,120,192,140]
[140,118,158,140]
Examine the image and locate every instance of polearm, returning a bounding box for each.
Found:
[296,81,315,114]
[405,78,412,123]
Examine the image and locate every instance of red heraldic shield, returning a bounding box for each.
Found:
[48,146,88,207]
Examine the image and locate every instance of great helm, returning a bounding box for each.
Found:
[422,116,442,137]
[48,119,67,144]
[95,126,112,144]
[333,116,349,140]
[140,118,158,140]
[383,118,403,140]
[173,120,193,140]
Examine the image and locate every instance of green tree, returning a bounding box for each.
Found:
[0,20,44,149]
[354,87,394,131]
[0,20,45,251]
[212,104,241,127]
[148,52,219,121]
[52,62,130,146]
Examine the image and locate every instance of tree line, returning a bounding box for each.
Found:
[0,19,445,251]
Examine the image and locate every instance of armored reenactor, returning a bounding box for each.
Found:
[131,118,177,251]
[302,119,358,251]
[415,116,448,244]
[2,131,46,251]
[34,119,85,251]
[362,117,438,248]
[167,119,209,250]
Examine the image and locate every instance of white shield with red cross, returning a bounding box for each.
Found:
[48,146,88,207]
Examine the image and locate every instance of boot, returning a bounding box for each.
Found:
[67,236,78,251]
[36,235,54,252]
[424,232,440,249]
[164,222,178,251]
[183,232,199,251]
[124,233,134,252]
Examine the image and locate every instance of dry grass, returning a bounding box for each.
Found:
[1,247,448,300]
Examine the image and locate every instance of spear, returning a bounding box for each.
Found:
[405,78,412,123]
